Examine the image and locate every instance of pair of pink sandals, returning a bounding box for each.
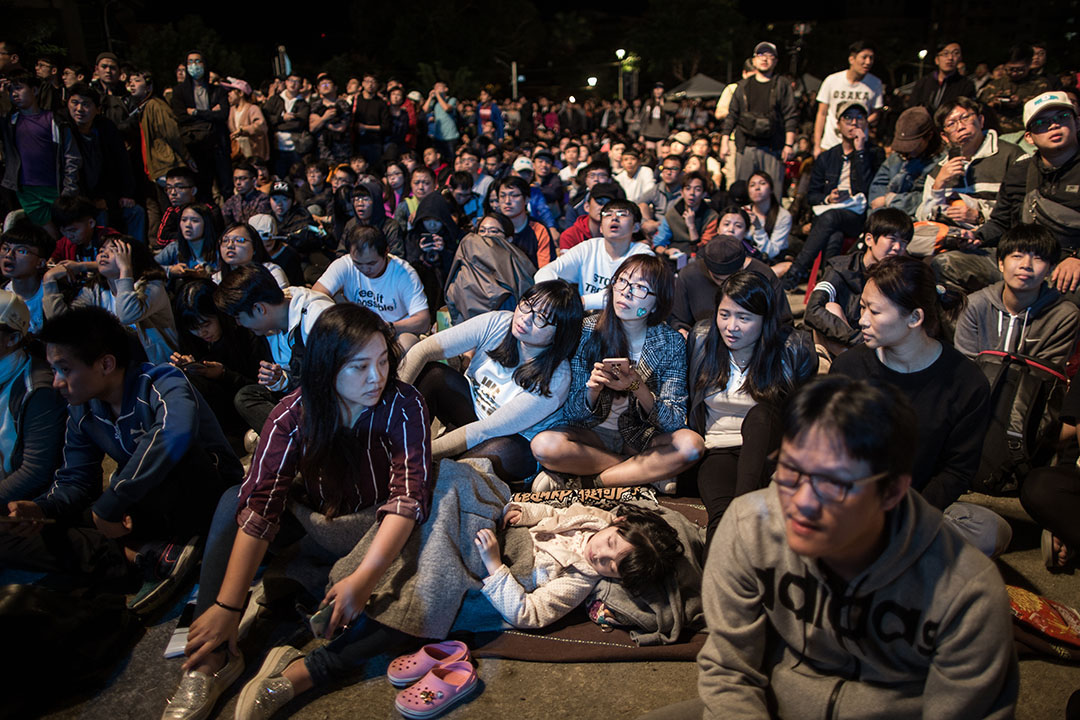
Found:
[387,640,478,718]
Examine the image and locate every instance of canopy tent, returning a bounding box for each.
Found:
[666,73,728,99]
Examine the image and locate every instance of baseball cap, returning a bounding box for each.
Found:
[406,90,423,103]
[248,214,277,242]
[892,107,934,154]
[1023,91,1075,129]
[754,42,778,57]
[670,131,693,146]
[0,289,30,335]
[835,100,869,120]
[589,182,625,204]
[269,179,293,198]
[701,236,747,276]
[95,51,119,66]
[532,148,556,163]
[512,156,534,173]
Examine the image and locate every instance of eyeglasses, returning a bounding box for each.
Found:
[1029,110,1075,134]
[839,114,866,125]
[517,298,553,328]
[478,225,506,237]
[220,235,251,247]
[586,172,609,181]
[768,449,888,504]
[942,112,976,131]
[165,184,193,193]
[0,244,37,257]
[660,165,681,173]
[613,277,655,300]
[601,209,632,219]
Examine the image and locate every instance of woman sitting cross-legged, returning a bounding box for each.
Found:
[162,304,433,720]
[685,270,817,544]
[398,279,583,488]
[530,255,703,491]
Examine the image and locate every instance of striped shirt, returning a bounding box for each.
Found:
[235,380,432,541]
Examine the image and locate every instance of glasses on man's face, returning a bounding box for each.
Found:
[586,172,608,182]
[613,277,655,300]
[0,244,36,258]
[839,114,865,126]
[220,235,250,247]
[601,209,632,219]
[517,298,553,328]
[1029,110,1075,134]
[768,449,888,504]
[165,184,192,193]
[943,112,975,131]
[661,165,680,173]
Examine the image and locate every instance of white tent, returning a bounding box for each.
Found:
[666,73,728,99]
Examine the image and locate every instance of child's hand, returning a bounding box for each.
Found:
[501,504,522,528]
[474,528,504,575]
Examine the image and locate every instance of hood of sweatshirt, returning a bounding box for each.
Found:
[413,192,462,243]
[979,280,1069,356]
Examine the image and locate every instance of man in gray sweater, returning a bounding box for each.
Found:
[640,376,1018,720]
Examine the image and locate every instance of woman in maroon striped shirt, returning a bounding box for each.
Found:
[164,304,433,720]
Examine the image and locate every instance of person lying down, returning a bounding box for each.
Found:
[475,501,683,629]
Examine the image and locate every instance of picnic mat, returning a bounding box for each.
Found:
[455,493,708,663]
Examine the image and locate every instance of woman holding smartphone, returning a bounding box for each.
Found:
[530,255,703,491]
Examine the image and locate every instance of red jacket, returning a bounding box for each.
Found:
[558,213,598,252]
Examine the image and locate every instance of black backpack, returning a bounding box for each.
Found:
[971,350,1069,495]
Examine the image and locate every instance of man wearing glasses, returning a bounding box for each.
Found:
[978,45,1054,134]
[534,198,653,310]
[907,42,976,113]
[557,182,624,253]
[916,97,1023,229]
[933,91,1080,295]
[644,376,1018,720]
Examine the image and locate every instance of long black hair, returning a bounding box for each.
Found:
[97,233,166,286]
[176,202,219,266]
[486,280,584,398]
[298,304,401,519]
[693,270,791,405]
[217,222,272,282]
[747,171,780,236]
[582,255,674,362]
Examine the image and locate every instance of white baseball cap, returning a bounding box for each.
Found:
[1023,91,1075,129]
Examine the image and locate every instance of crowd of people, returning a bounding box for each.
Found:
[0,31,1078,719]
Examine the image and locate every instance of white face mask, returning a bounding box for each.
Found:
[187,63,205,80]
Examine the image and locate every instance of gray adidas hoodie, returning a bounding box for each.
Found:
[954,280,1080,369]
[697,487,1018,720]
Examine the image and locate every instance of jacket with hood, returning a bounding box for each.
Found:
[976,149,1080,251]
[698,487,1019,720]
[916,129,1024,225]
[804,249,869,346]
[954,280,1080,368]
[406,192,462,279]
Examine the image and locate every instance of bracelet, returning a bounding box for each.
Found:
[215,600,244,613]
[627,378,640,393]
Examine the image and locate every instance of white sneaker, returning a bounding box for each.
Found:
[651,478,677,495]
[243,430,260,454]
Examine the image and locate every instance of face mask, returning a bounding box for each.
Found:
[187,63,205,80]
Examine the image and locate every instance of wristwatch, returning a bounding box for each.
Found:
[627,378,640,393]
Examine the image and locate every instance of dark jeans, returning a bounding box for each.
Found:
[695,402,782,545]
[305,614,411,686]
[415,362,538,486]
[234,384,283,434]
[1021,464,1080,553]
[0,445,229,589]
[791,209,865,276]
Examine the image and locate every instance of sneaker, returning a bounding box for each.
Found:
[234,645,303,720]
[244,429,260,454]
[161,652,245,720]
[650,478,677,495]
[130,536,201,614]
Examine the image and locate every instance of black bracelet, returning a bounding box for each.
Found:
[216,600,244,613]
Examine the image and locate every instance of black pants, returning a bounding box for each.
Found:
[414,362,537,488]
[0,445,230,589]
[790,209,865,276]
[234,384,283,434]
[695,402,782,546]
[1021,464,1080,552]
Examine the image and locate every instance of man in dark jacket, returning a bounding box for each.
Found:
[263,73,311,177]
[907,42,976,113]
[171,50,231,202]
[719,41,798,196]
[0,307,243,608]
[351,73,390,170]
[781,101,884,290]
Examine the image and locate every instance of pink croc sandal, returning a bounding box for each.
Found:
[394,660,478,719]
[386,640,471,687]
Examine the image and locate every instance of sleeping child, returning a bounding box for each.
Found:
[474,502,683,629]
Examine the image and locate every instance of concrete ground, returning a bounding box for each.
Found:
[31,492,1080,720]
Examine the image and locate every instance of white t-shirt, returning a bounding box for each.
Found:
[703,360,756,449]
[614,167,657,204]
[816,70,884,151]
[534,238,654,310]
[316,254,427,323]
[6,281,43,334]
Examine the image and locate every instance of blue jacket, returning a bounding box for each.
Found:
[869,151,943,217]
[562,314,688,451]
[476,101,505,141]
[36,363,243,522]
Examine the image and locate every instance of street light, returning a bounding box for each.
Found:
[615,49,627,100]
[615,48,626,60]
[917,48,928,80]
[587,76,597,87]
